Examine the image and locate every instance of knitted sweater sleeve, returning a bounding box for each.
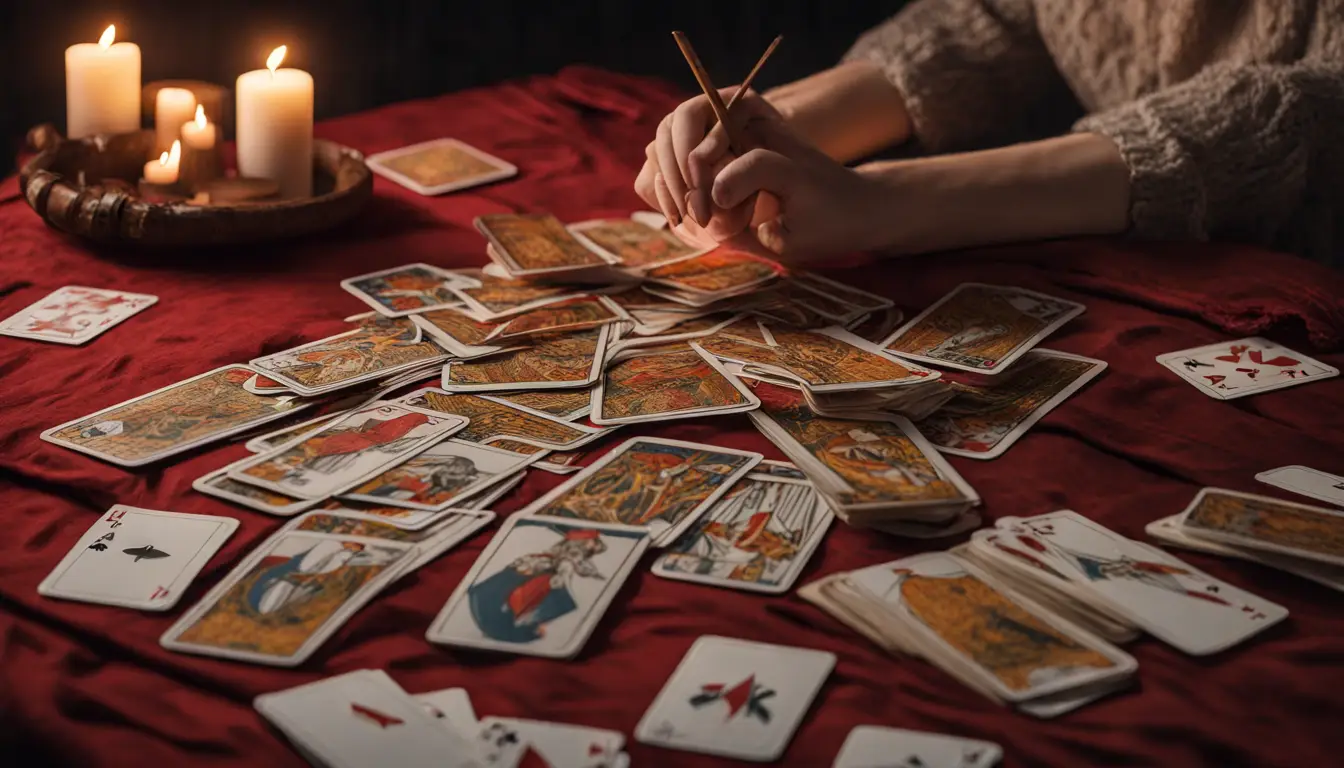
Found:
[841,0,1072,152]
[1075,61,1344,249]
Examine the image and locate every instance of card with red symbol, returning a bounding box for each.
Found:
[0,285,157,345]
[1156,337,1338,400]
[255,669,479,768]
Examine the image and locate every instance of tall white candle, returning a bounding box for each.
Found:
[65,25,142,139]
[143,140,181,185]
[236,46,313,199]
[154,87,197,155]
[181,105,216,150]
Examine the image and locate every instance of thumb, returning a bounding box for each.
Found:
[711,149,795,211]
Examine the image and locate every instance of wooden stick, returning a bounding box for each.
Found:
[671,30,744,153]
[725,35,782,112]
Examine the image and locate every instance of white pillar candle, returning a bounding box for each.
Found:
[180,105,216,150]
[143,140,181,185]
[235,46,313,199]
[154,87,197,155]
[65,25,142,139]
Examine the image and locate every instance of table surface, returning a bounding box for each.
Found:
[3,66,1344,768]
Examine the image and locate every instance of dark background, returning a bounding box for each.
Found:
[2,1,905,175]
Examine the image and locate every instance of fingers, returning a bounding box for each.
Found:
[633,146,658,210]
[655,116,688,222]
[653,172,680,227]
[670,98,709,191]
[712,149,796,211]
[756,216,792,258]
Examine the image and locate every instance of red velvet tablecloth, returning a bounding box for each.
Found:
[3,66,1344,768]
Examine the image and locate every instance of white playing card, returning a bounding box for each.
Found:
[477,717,625,768]
[1155,337,1338,400]
[415,687,478,734]
[38,505,238,611]
[1001,511,1289,654]
[832,725,1002,768]
[1256,465,1344,508]
[0,285,157,345]
[255,669,478,768]
[635,635,834,762]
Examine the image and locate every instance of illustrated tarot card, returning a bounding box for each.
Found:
[1155,337,1338,400]
[591,343,760,425]
[193,465,319,517]
[485,296,626,342]
[448,274,591,320]
[0,285,157,345]
[476,213,613,276]
[250,316,448,396]
[398,387,605,449]
[441,325,612,392]
[340,263,471,317]
[367,138,517,196]
[1177,487,1344,567]
[339,440,536,510]
[643,246,785,296]
[491,388,594,421]
[568,218,706,269]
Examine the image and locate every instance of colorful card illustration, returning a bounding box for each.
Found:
[449,274,592,320]
[1256,465,1344,509]
[477,213,613,276]
[425,516,650,658]
[832,726,1002,768]
[441,325,611,392]
[1155,337,1338,400]
[38,505,238,611]
[0,285,157,345]
[644,246,785,296]
[339,440,535,511]
[367,137,517,196]
[193,466,318,516]
[592,343,760,426]
[491,389,594,421]
[227,404,466,500]
[703,326,939,393]
[1145,513,1344,594]
[244,410,350,454]
[520,436,762,546]
[485,296,625,342]
[883,283,1085,374]
[916,350,1107,459]
[635,636,834,762]
[568,218,706,269]
[1178,487,1344,567]
[399,388,604,449]
[250,316,448,396]
[340,263,470,317]
[161,531,416,666]
[42,365,307,467]
[410,308,503,355]
[652,471,834,593]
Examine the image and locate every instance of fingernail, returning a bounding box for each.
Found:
[684,190,702,226]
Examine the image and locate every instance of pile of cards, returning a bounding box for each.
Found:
[801,550,1138,717]
[1147,484,1344,592]
[962,510,1289,655]
[161,507,493,666]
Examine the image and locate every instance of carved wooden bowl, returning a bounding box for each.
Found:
[18,124,373,247]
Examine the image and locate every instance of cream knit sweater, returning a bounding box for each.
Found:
[844,0,1344,263]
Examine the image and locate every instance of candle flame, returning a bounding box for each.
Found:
[194,105,207,128]
[160,140,181,167]
[99,25,115,49]
[267,45,287,75]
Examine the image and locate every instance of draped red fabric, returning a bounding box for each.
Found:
[2,66,1343,767]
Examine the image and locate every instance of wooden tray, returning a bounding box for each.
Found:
[18,124,372,248]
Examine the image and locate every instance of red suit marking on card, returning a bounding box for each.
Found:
[350,703,403,728]
[1249,350,1299,367]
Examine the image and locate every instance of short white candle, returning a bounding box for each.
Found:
[154,87,197,155]
[236,45,314,199]
[180,105,216,150]
[144,140,181,185]
[65,25,142,139]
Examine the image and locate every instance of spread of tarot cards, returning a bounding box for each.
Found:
[17,201,1341,766]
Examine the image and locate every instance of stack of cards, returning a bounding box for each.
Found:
[591,342,761,426]
[962,510,1289,654]
[801,551,1137,717]
[478,213,621,281]
[1146,486,1344,592]
[642,245,787,306]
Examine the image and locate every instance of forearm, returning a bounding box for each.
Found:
[858,132,1131,253]
[762,62,911,165]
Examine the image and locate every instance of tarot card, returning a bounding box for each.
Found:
[793,273,893,315]
[916,350,1107,459]
[340,263,469,317]
[227,404,466,500]
[38,505,237,611]
[425,516,650,658]
[520,436,762,547]
[485,296,626,342]
[42,365,307,467]
[340,440,536,510]
[1156,337,1339,400]
[592,343,760,426]
[476,718,625,768]
[1177,488,1344,567]
[367,137,517,196]
[705,326,940,393]
[441,325,611,392]
[242,372,291,396]
[847,552,1136,701]
[569,218,707,269]
[0,285,157,345]
[162,531,416,665]
[777,281,865,324]
[399,387,606,449]
[652,473,834,593]
[1145,514,1344,593]
[250,316,448,396]
[1256,465,1344,508]
[449,274,592,320]
[635,635,834,762]
[411,308,504,356]
[753,459,808,482]
[1002,511,1289,655]
[644,245,785,297]
[255,669,478,768]
[847,307,906,345]
[477,213,613,276]
[244,410,349,454]
[883,284,1085,374]
[620,313,741,344]
[491,389,594,421]
[832,726,1002,768]
[193,466,319,516]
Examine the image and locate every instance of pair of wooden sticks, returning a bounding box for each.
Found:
[672,31,782,155]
